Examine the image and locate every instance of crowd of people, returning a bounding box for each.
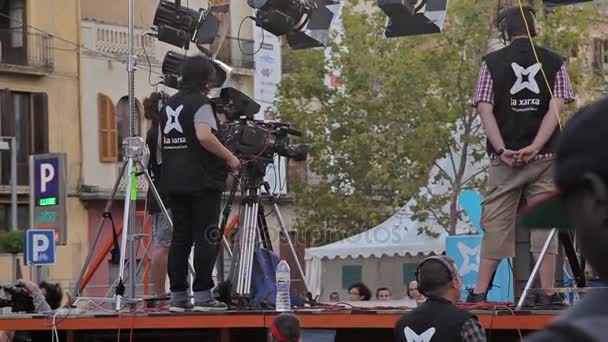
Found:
[326,281,426,305]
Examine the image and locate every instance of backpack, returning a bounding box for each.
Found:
[250,247,303,308]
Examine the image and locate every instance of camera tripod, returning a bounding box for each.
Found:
[224,160,312,305]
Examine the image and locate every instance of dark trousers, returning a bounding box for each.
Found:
[168,191,222,293]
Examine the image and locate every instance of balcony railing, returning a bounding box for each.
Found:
[0,28,54,75]
[215,36,255,70]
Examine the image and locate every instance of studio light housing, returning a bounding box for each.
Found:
[153,0,221,50]
[161,51,232,90]
[161,50,186,89]
[248,0,341,49]
[378,0,450,38]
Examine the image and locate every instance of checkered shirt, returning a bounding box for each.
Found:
[460,318,487,342]
[472,62,575,106]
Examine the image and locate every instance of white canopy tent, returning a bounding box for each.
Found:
[305,207,447,298]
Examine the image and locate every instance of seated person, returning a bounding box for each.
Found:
[376,287,392,301]
[395,257,486,342]
[0,280,63,342]
[348,282,371,301]
[270,313,301,342]
[407,280,426,304]
[329,291,340,302]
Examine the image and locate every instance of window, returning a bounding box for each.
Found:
[98,94,142,162]
[341,265,362,289]
[0,203,29,231]
[98,94,118,162]
[115,96,142,161]
[0,0,27,65]
[0,90,48,186]
[402,263,417,285]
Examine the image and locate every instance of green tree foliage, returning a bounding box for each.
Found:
[277,0,605,245]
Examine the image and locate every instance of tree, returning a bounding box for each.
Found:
[408,1,605,237]
[277,0,605,245]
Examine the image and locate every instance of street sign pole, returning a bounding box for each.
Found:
[29,154,67,283]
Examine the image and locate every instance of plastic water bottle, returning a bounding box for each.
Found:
[276,258,291,312]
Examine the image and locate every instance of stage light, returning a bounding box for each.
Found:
[152,0,221,50]
[161,51,232,90]
[248,0,341,49]
[378,0,450,38]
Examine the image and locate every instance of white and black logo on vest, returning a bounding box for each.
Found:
[509,62,542,112]
[163,105,188,149]
[403,327,436,342]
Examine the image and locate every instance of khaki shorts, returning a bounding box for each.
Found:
[480,158,558,259]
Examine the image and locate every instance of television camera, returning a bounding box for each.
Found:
[213,87,309,173]
[0,284,35,313]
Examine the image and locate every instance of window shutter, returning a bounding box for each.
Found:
[98,94,118,162]
[32,93,48,154]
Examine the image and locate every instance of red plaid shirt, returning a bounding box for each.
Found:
[472,62,575,106]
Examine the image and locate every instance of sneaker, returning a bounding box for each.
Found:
[193,299,228,312]
[169,300,193,313]
[465,289,487,303]
[535,293,568,309]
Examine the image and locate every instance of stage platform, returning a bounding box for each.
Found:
[0,308,560,342]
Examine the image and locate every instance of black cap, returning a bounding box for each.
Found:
[520,96,608,228]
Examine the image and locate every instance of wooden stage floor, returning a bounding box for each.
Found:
[0,308,561,341]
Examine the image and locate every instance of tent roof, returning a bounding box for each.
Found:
[305,206,446,260]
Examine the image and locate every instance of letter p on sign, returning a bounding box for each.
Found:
[26,229,55,265]
[40,163,55,193]
[33,234,49,262]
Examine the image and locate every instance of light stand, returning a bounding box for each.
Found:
[73,0,180,310]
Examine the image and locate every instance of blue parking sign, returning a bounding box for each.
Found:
[26,229,56,265]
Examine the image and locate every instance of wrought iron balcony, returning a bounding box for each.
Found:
[0,28,54,75]
[215,36,255,70]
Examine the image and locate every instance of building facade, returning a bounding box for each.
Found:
[0,0,87,288]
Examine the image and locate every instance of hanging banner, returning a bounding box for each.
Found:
[254,26,286,194]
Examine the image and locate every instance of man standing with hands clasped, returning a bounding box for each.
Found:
[466,6,574,308]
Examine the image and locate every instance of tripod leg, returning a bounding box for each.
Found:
[516,228,557,310]
[235,190,259,297]
[257,203,273,251]
[559,231,586,288]
[72,161,128,299]
[271,202,311,296]
[116,158,134,310]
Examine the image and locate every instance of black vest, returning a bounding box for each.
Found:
[394,297,475,342]
[159,91,227,194]
[483,38,564,155]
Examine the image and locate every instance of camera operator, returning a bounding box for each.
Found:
[0,280,63,342]
[394,256,486,342]
[159,55,239,312]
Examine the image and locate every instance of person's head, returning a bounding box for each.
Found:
[521,97,608,280]
[270,313,301,342]
[496,6,538,42]
[407,280,422,300]
[38,281,63,310]
[347,282,371,301]
[143,91,169,125]
[179,55,216,94]
[376,287,391,301]
[416,256,461,303]
[329,291,340,302]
